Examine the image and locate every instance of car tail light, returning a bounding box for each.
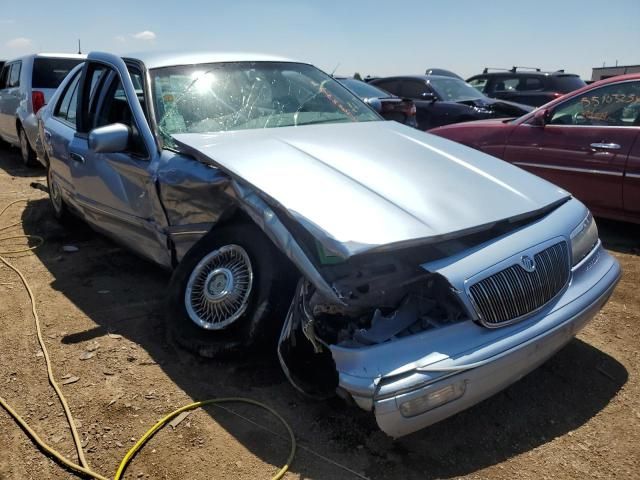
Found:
[32,91,45,114]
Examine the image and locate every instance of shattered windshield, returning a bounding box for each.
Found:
[150,61,380,146]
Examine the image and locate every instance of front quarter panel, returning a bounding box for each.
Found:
[156,150,236,261]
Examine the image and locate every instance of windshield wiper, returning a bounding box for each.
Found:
[298,118,351,126]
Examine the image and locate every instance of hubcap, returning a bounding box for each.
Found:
[204,268,234,301]
[48,169,63,212]
[184,244,253,330]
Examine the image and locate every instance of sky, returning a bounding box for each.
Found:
[0,0,638,80]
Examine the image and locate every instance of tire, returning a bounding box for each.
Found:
[18,127,37,167]
[166,222,296,358]
[46,162,71,223]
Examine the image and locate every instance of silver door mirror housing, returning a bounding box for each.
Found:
[88,123,130,153]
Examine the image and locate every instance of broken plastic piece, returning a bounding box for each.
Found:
[354,297,419,345]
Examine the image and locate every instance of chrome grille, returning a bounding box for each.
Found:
[469,241,569,327]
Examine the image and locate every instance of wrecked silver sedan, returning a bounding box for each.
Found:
[38,52,620,437]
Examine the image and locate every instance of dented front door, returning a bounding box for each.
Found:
[69,59,169,266]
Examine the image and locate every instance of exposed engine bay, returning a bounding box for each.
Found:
[278,269,468,399]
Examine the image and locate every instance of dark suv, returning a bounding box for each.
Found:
[466,67,586,107]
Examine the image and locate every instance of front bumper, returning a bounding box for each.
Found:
[331,243,620,438]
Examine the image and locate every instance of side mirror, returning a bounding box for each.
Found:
[364,97,382,113]
[421,92,437,102]
[532,108,550,127]
[88,123,130,153]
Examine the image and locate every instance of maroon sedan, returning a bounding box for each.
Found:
[430,74,640,224]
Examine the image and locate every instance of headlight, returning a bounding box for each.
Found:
[570,212,599,266]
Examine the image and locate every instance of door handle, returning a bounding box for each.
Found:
[44,130,52,141]
[590,142,621,151]
[69,152,85,163]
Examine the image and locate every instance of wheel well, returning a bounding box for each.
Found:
[169,208,254,269]
[205,207,299,274]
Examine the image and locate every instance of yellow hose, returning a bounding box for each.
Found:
[114,398,295,480]
[0,199,295,479]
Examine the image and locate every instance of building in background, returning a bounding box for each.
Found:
[591,64,640,81]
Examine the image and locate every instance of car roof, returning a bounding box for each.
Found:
[373,75,456,82]
[586,72,640,87]
[471,70,579,78]
[4,53,86,62]
[123,51,302,70]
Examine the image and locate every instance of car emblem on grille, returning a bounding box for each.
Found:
[520,255,536,272]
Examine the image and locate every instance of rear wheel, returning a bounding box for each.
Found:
[18,127,37,167]
[166,222,296,358]
[46,163,71,223]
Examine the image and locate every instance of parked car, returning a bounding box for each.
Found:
[467,67,586,107]
[338,77,417,127]
[425,68,463,80]
[430,74,640,225]
[39,51,619,438]
[369,75,532,130]
[0,53,85,165]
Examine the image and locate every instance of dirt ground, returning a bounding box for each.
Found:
[0,144,638,480]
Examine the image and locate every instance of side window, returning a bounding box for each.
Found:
[7,62,21,88]
[468,77,488,93]
[493,77,519,92]
[127,66,150,123]
[80,63,112,132]
[94,75,147,157]
[517,77,543,91]
[0,65,9,89]
[401,81,429,99]
[66,82,80,124]
[373,80,401,96]
[54,72,81,125]
[549,81,640,127]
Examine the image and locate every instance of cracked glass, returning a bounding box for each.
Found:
[150,62,380,147]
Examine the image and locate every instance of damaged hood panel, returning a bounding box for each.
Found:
[174,121,569,257]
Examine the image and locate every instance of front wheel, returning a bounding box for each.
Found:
[166,222,296,358]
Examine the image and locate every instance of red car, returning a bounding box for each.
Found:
[430,74,640,224]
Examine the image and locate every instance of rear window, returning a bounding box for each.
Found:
[32,58,83,89]
[553,75,586,93]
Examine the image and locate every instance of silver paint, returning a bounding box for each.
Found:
[173,121,570,259]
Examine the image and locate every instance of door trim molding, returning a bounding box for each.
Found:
[513,161,623,177]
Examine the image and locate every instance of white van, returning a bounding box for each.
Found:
[0,53,84,165]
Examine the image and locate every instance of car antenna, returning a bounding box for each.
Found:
[330,62,340,77]
[77,39,81,54]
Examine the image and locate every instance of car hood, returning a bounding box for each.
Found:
[173,121,569,257]
[457,97,534,113]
